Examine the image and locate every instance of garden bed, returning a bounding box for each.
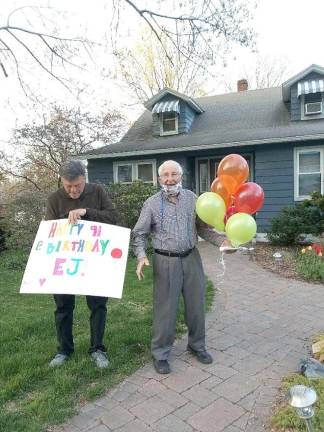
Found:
[253,243,323,283]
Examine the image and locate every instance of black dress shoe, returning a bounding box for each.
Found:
[187,345,213,364]
[153,359,171,374]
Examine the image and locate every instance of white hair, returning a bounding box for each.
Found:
[158,160,183,176]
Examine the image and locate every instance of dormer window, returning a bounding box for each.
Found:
[298,79,324,120]
[160,111,178,135]
[152,99,180,136]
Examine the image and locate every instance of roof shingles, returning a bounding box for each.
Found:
[87,87,324,158]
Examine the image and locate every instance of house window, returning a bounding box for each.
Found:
[114,160,157,184]
[160,112,178,136]
[295,148,323,199]
[117,164,132,183]
[137,163,153,182]
[198,160,209,193]
[301,93,324,120]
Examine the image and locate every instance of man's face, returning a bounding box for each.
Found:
[158,163,182,186]
[62,176,86,199]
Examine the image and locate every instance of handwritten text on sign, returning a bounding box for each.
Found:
[20,220,131,298]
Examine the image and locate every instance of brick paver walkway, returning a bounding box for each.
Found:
[56,242,324,432]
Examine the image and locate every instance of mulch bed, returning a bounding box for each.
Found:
[251,243,308,282]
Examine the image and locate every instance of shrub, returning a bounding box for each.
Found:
[267,192,324,245]
[107,181,158,229]
[2,181,158,252]
[3,189,47,251]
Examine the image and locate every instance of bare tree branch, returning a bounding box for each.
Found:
[0,106,126,192]
[0,6,93,95]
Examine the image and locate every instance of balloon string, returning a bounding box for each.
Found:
[217,251,226,279]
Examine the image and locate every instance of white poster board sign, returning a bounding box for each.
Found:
[20,220,131,298]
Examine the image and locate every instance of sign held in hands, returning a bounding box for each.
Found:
[20,220,131,298]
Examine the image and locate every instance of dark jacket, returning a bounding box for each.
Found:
[45,183,118,225]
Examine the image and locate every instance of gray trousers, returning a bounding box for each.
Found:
[152,247,206,360]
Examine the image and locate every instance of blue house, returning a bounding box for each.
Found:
[84,64,324,234]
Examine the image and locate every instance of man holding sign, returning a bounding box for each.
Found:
[133,160,230,374]
[45,160,118,368]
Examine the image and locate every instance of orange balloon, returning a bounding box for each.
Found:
[218,174,240,196]
[211,177,231,208]
[217,154,249,189]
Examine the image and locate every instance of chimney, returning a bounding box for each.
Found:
[237,79,248,92]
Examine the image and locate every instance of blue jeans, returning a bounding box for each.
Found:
[53,294,108,355]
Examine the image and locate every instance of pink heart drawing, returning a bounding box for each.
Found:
[39,278,46,286]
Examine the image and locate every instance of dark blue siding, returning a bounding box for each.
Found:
[180,104,196,133]
[254,144,295,231]
[290,85,300,120]
[87,158,114,185]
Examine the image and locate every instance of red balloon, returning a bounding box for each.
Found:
[211,177,232,208]
[224,205,237,224]
[233,182,264,214]
[217,154,249,189]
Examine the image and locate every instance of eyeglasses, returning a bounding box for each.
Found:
[159,172,182,179]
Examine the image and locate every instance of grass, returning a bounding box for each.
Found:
[0,249,214,432]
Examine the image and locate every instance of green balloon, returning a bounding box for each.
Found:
[213,218,225,233]
[196,192,226,227]
[225,212,257,247]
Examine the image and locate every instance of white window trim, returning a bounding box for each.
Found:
[160,112,179,136]
[300,94,324,120]
[113,160,157,184]
[195,154,254,194]
[294,146,324,200]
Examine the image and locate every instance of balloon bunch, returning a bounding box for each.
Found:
[196,154,264,247]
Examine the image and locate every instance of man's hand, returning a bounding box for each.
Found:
[68,208,86,224]
[136,257,150,280]
[219,239,237,253]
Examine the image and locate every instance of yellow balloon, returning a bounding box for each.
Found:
[196,192,226,227]
[225,212,257,247]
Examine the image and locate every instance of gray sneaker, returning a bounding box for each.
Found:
[91,350,109,368]
[49,353,68,368]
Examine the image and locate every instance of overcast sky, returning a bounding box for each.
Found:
[1,0,324,147]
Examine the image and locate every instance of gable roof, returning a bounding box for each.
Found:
[144,87,204,113]
[282,64,324,102]
[85,86,324,160]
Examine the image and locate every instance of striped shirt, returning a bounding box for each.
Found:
[132,189,223,259]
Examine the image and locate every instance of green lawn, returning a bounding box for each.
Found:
[0,250,214,432]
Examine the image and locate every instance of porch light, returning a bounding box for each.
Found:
[287,385,317,432]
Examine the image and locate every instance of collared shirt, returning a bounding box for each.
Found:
[132,189,223,259]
